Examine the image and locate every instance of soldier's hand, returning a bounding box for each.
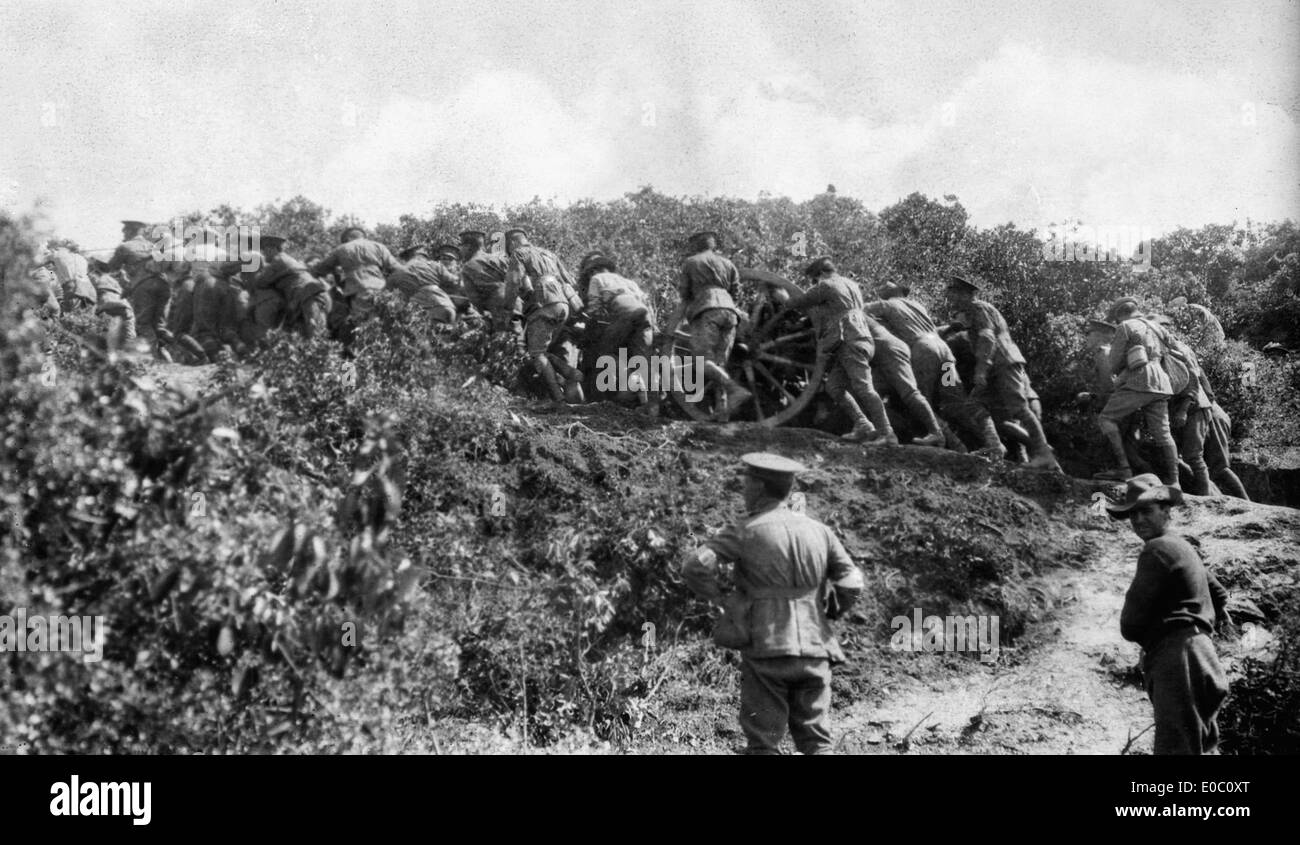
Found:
[972,372,989,392]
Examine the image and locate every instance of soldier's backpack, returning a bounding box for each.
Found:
[1140,317,1192,396]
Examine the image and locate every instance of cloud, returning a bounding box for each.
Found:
[2,2,1295,246]
[884,41,1300,230]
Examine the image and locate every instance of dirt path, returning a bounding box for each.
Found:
[833,496,1299,755]
[833,534,1155,754]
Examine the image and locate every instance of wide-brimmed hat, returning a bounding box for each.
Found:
[1105,473,1183,519]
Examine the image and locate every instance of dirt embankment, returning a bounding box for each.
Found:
[141,360,1300,754]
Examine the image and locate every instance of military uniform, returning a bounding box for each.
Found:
[780,272,894,441]
[866,318,945,445]
[104,231,170,346]
[584,266,655,364]
[1112,476,1230,754]
[504,234,584,402]
[255,246,331,339]
[679,249,741,369]
[47,247,97,309]
[190,269,250,360]
[506,242,582,354]
[947,276,1057,468]
[460,236,516,328]
[89,270,136,346]
[682,454,864,754]
[1204,401,1249,499]
[387,254,457,324]
[868,293,1002,452]
[311,235,399,330]
[1099,313,1177,483]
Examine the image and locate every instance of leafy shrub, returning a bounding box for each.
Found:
[1219,600,1300,755]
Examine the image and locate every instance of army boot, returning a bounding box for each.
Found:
[1093,426,1132,481]
[1021,413,1062,472]
[838,394,877,442]
[1157,444,1182,489]
[533,355,567,404]
[857,390,899,445]
[903,393,946,447]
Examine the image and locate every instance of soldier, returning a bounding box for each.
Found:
[458,230,516,333]
[504,228,585,404]
[389,244,458,325]
[45,240,97,310]
[160,253,198,363]
[97,219,171,358]
[1148,315,1250,499]
[765,259,894,443]
[87,267,136,349]
[575,252,655,404]
[253,236,331,339]
[868,282,1005,456]
[1111,474,1231,754]
[576,252,655,397]
[157,227,224,362]
[661,231,751,417]
[1204,399,1249,500]
[1076,317,1142,471]
[311,227,399,340]
[944,275,1060,470]
[430,242,483,324]
[189,262,251,362]
[1094,297,1178,484]
[682,452,864,755]
[866,317,947,447]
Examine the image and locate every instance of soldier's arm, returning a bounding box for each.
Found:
[863,299,888,319]
[968,306,997,385]
[378,245,401,276]
[786,282,833,313]
[1119,546,1166,644]
[726,262,741,299]
[683,525,744,603]
[502,255,525,313]
[309,249,337,279]
[1107,324,1131,377]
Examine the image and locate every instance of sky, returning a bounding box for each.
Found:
[1,0,1297,254]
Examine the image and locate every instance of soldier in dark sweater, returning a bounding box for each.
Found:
[1110,474,1232,754]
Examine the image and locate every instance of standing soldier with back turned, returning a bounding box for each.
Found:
[683,453,864,755]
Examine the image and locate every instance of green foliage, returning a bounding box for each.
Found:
[1219,601,1300,755]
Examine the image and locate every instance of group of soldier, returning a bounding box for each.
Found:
[32,222,1248,496]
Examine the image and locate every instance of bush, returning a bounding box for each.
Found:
[1219,601,1300,755]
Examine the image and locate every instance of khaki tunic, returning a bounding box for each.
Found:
[684,502,863,662]
[310,238,400,297]
[679,251,740,322]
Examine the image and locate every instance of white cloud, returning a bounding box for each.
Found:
[885,41,1300,230]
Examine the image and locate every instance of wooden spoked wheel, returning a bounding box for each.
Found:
[669,299,826,427]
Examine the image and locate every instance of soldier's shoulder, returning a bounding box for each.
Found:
[1143,532,1196,561]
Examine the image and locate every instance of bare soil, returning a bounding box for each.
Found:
[140,359,1300,754]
